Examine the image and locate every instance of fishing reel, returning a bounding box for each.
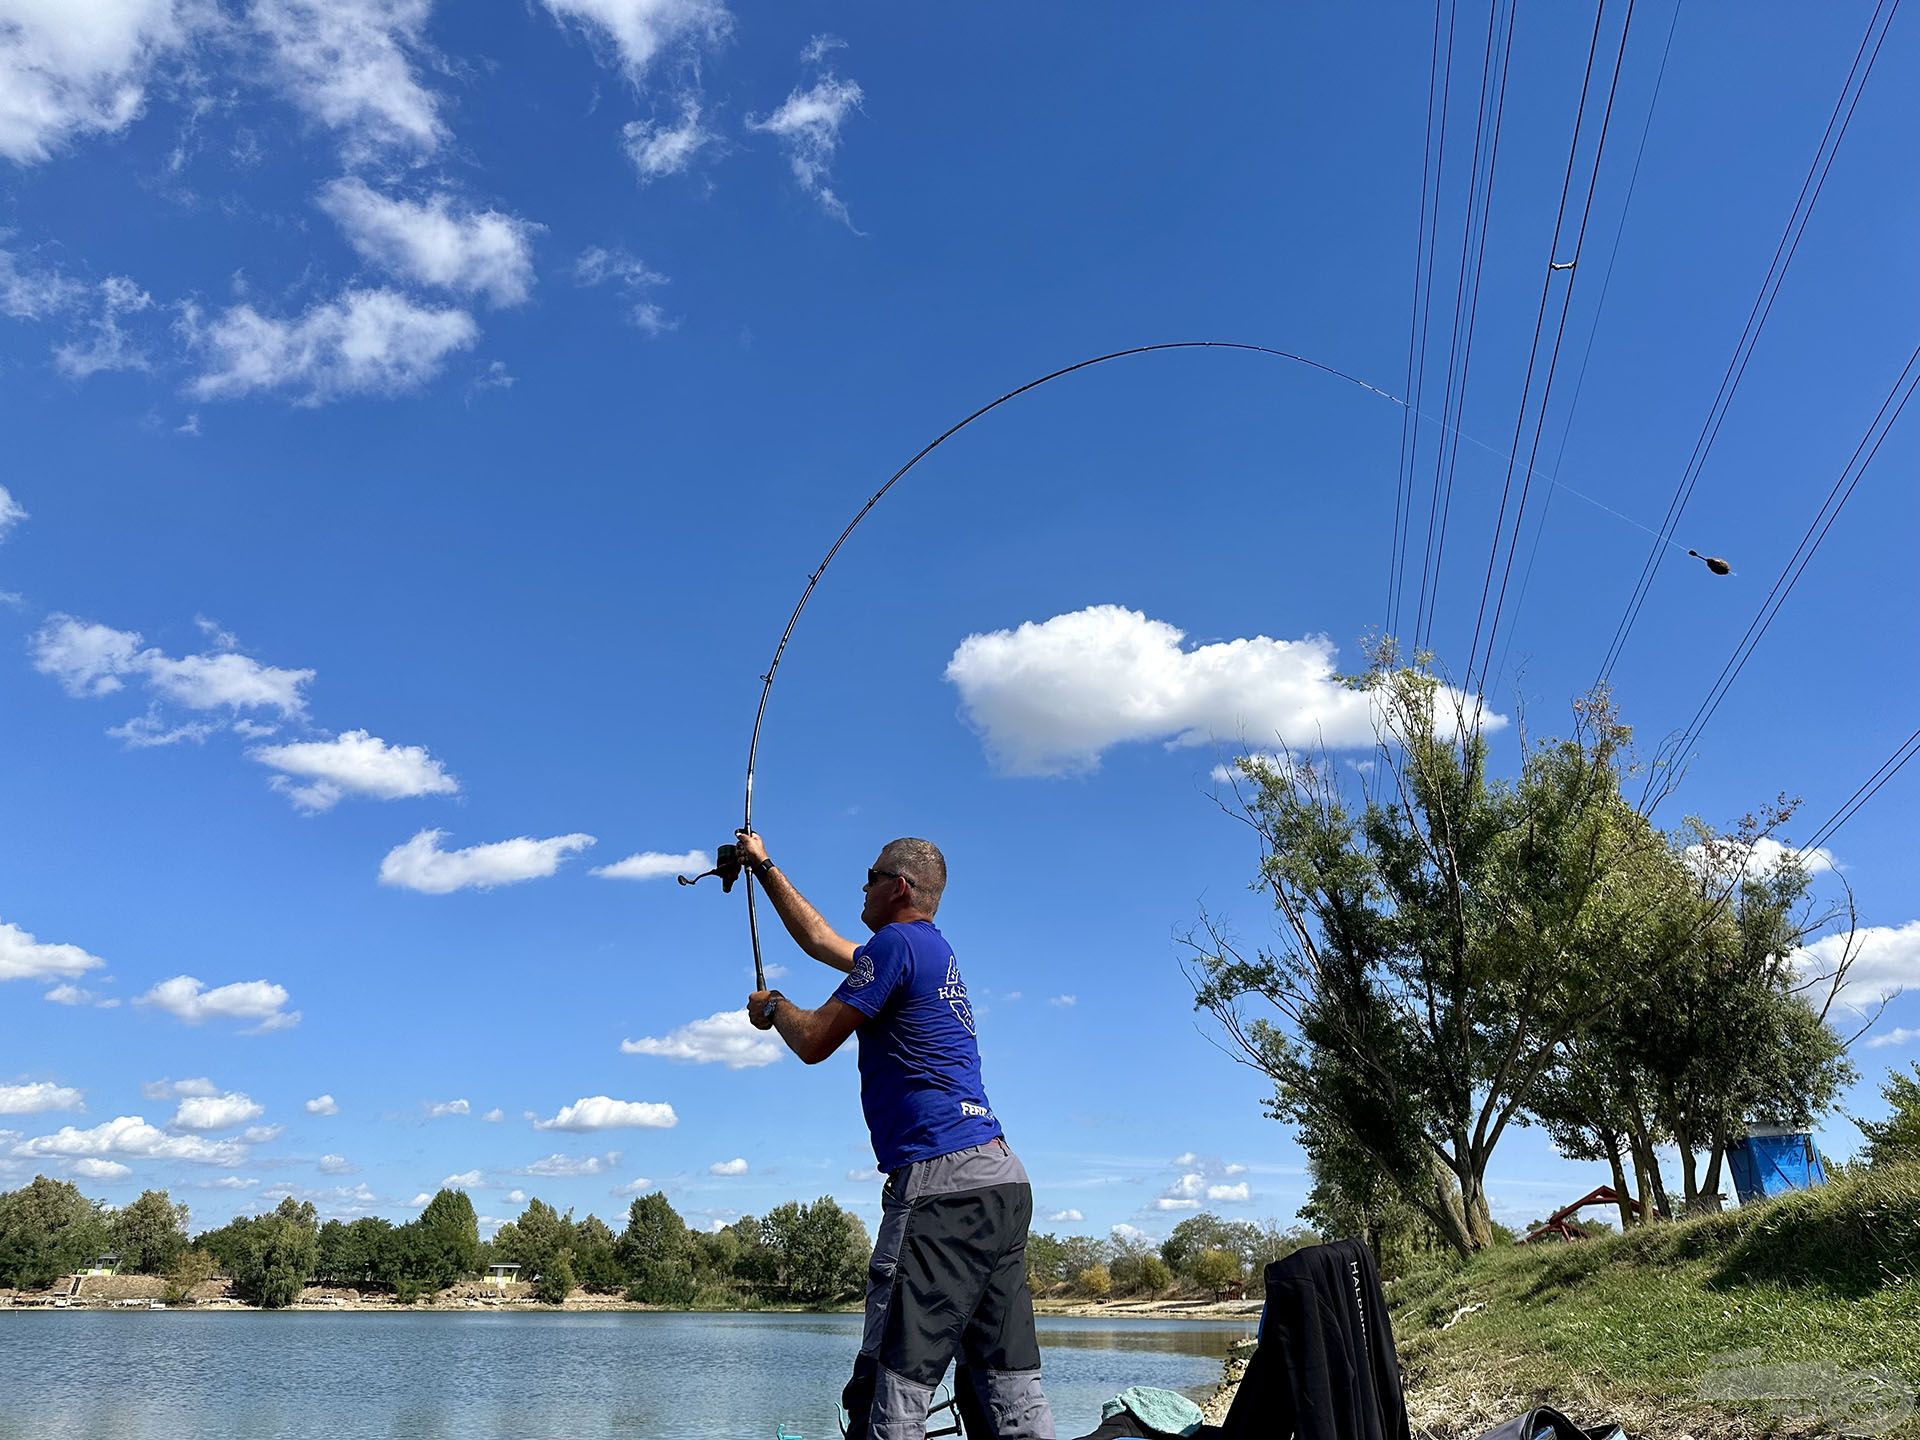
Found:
[677,843,743,892]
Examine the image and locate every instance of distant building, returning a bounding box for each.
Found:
[84,1253,122,1277]
[484,1263,522,1286]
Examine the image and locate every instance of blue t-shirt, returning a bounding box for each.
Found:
[830,920,1004,1171]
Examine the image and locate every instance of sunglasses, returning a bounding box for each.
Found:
[867,868,914,890]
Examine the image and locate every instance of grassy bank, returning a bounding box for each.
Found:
[1385,1165,1919,1440]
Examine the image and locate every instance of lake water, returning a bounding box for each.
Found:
[0,1311,1252,1439]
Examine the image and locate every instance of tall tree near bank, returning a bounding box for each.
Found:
[110,1189,190,1273]
[230,1197,319,1309]
[1190,671,1665,1257]
[618,1191,692,1304]
[417,1189,481,1286]
[0,1176,109,1289]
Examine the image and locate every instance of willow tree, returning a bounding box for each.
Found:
[1189,668,1667,1257]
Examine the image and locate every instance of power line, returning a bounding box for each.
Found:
[1665,342,1920,764]
[1466,0,1639,697]
[1593,0,1902,690]
[1803,725,1920,855]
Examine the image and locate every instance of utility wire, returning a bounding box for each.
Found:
[1665,342,1920,765]
[1388,0,1451,643]
[1466,0,1638,697]
[1492,0,1684,690]
[1594,0,1902,690]
[1803,724,1920,855]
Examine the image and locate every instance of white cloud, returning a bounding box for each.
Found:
[1223,1163,1248,1176]
[622,96,713,181]
[142,1077,219,1100]
[504,1188,526,1203]
[240,1124,282,1144]
[185,288,478,404]
[592,849,707,881]
[251,0,444,158]
[611,1177,653,1195]
[709,1157,747,1176]
[71,1157,132,1180]
[621,1008,783,1069]
[1,245,87,318]
[482,1107,504,1123]
[1153,1197,1201,1211]
[108,711,219,748]
[379,828,595,894]
[0,0,193,163]
[746,74,862,226]
[0,1083,84,1115]
[1683,835,1838,884]
[203,1176,257,1190]
[0,919,106,983]
[847,1166,884,1183]
[1207,1182,1251,1203]
[251,729,459,812]
[12,1114,247,1166]
[533,1096,677,1132]
[136,975,300,1032]
[947,606,1505,776]
[426,1098,470,1118]
[53,275,154,379]
[573,245,676,336]
[1048,994,1077,1008]
[1111,1222,1154,1246]
[522,1151,619,1177]
[31,614,313,715]
[539,0,728,81]
[317,1154,353,1174]
[45,983,103,1005]
[1868,1026,1920,1050]
[0,484,24,541]
[409,1192,431,1207]
[1048,1208,1084,1223]
[318,179,541,307]
[1794,921,1920,1004]
[172,1092,264,1132]
[304,1094,339,1115]
[441,1168,481,1189]
[799,33,844,65]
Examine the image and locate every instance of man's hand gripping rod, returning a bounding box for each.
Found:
[676,842,766,990]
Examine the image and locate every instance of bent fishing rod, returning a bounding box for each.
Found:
[674,339,1728,988]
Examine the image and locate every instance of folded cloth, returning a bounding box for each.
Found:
[1100,1386,1205,1435]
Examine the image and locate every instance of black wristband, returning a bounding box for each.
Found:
[751,857,775,878]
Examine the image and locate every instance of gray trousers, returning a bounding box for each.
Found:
[848,1138,1055,1440]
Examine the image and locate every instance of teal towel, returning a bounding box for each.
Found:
[1099,1385,1205,1436]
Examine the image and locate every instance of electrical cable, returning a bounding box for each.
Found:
[1802,725,1920,855]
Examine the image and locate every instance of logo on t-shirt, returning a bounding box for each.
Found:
[938,956,976,1036]
[847,950,875,990]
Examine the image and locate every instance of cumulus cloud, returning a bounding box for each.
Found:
[0,0,194,163]
[0,1083,85,1115]
[318,179,541,307]
[44,983,104,1006]
[621,1008,783,1069]
[1794,921,1920,1004]
[251,729,458,812]
[1207,1182,1251,1203]
[426,1098,470,1118]
[0,484,24,541]
[946,606,1504,777]
[482,1107,504,1123]
[1683,835,1838,885]
[709,1157,747,1176]
[136,975,300,1032]
[379,828,595,894]
[304,1094,339,1115]
[409,1192,431,1207]
[611,1177,653,1195]
[317,1154,354,1174]
[533,1096,677,1132]
[71,1157,132,1180]
[251,0,445,158]
[746,73,863,226]
[12,1114,247,1166]
[0,919,106,983]
[1111,1222,1154,1246]
[1048,1208,1085,1223]
[573,245,675,336]
[32,614,313,715]
[622,96,714,181]
[171,1092,264,1132]
[522,1151,619,1177]
[539,0,728,81]
[593,849,707,881]
[441,1168,481,1189]
[1867,1026,1919,1050]
[184,288,478,405]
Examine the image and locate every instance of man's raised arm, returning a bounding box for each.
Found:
[733,830,857,973]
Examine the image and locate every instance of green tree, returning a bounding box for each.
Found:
[617,1192,692,1303]
[496,1198,575,1297]
[1076,1263,1111,1299]
[111,1189,190,1274]
[1856,1064,1920,1169]
[0,1176,110,1290]
[572,1215,622,1292]
[229,1197,319,1309]
[1191,1248,1241,1300]
[163,1247,218,1305]
[1138,1254,1172,1294]
[315,1218,392,1286]
[535,1250,575,1304]
[1192,678,1668,1256]
[762,1197,867,1304]
[417,1189,481,1286]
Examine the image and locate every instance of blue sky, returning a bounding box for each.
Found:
[2,1,1917,1245]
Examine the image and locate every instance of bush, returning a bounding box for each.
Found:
[1076,1263,1111,1299]
[535,1253,575,1304]
[163,1248,217,1306]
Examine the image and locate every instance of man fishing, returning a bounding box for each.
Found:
[739,829,1055,1440]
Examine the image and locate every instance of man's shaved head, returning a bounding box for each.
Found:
[878,837,947,916]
